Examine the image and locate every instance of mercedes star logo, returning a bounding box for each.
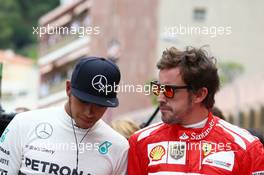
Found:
[35,123,53,139]
[92,74,108,93]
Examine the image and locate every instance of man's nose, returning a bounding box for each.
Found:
[83,103,93,117]
[157,92,167,103]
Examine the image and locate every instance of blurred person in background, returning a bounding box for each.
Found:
[111,119,140,139]
[128,46,264,175]
[247,128,264,146]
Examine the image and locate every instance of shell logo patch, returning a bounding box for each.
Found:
[149,145,165,161]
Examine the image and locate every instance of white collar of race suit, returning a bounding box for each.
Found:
[183,117,208,129]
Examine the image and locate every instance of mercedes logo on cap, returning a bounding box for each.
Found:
[35,123,53,139]
[92,74,108,93]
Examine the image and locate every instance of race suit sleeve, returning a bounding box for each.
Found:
[248,141,264,174]
[128,134,143,175]
[0,115,22,174]
[113,145,128,175]
[239,140,264,175]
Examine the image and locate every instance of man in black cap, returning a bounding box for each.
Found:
[0,57,128,175]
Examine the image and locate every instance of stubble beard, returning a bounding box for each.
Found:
[161,94,193,125]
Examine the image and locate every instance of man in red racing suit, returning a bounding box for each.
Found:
[128,46,264,175]
[128,113,264,175]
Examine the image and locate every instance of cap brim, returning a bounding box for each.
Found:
[71,87,119,107]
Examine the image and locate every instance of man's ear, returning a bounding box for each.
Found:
[66,80,71,97]
[192,87,208,104]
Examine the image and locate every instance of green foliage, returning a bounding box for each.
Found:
[218,61,244,85]
[17,44,38,59]
[0,0,60,59]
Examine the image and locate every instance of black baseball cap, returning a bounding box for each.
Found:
[70,57,121,107]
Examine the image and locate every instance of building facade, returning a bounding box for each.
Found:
[0,50,37,112]
[38,0,158,123]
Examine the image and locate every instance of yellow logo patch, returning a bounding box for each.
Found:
[149,145,165,161]
[202,143,212,157]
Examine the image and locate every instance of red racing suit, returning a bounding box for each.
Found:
[128,113,264,175]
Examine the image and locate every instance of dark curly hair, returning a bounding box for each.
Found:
[157,46,220,109]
